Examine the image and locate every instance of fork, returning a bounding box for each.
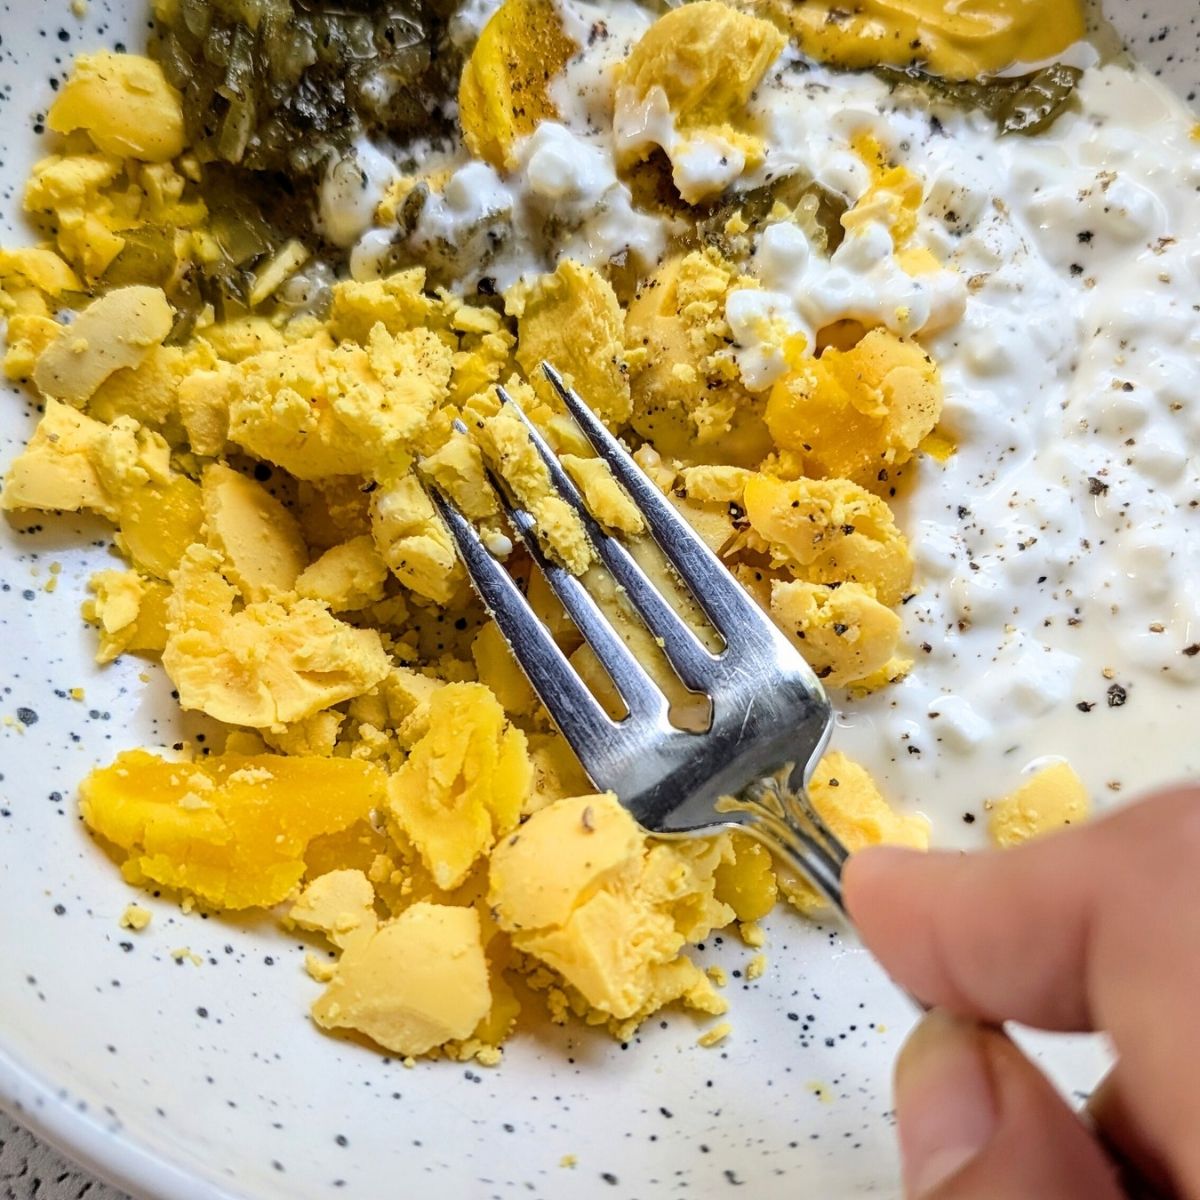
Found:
[430,363,850,914]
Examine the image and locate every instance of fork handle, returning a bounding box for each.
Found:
[737,777,933,1014]
[734,778,849,918]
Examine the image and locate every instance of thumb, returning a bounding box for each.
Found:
[895,1011,1124,1200]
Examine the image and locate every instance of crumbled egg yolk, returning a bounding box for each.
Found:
[2,0,1095,1065]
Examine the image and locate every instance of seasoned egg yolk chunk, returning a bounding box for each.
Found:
[489,795,728,1023]
[743,473,914,607]
[626,250,773,467]
[388,683,533,891]
[47,52,184,161]
[458,0,578,170]
[476,399,592,574]
[765,329,943,491]
[163,545,391,728]
[510,259,632,428]
[615,2,785,203]
[369,472,464,605]
[745,0,1085,81]
[79,750,386,910]
[769,579,904,688]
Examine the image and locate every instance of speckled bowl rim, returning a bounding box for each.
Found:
[0,1040,244,1200]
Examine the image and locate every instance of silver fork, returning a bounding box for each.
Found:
[430,363,849,913]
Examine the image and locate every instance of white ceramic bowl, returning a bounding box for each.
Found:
[0,5,1195,1197]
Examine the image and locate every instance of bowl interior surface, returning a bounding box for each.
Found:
[0,3,1194,1197]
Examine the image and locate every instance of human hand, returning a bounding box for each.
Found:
[844,786,1200,1199]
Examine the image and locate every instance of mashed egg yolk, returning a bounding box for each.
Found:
[0,6,995,1064]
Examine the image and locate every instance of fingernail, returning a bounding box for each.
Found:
[895,1010,997,1197]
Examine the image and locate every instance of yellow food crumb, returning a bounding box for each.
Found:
[698,1021,733,1048]
[738,921,766,948]
[559,1155,577,1169]
[746,953,767,981]
[119,903,151,931]
[171,947,202,966]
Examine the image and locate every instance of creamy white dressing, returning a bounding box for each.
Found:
[329,2,1200,847]
[351,120,669,291]
[814,63,1200,842]
[319,137,400,248]
[728,217,967,390]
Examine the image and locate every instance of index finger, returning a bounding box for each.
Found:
[844,786,1200,1192]
[844,786,1200,1030]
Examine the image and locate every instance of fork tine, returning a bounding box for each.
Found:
[540,363,776,651]
[429,486,621,783]
[488,479,671,726]
[496,388,717,691]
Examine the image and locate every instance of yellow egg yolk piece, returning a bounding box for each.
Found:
[743,0,1086,80]
[295,536,390,613]
[32,286,174,407]
[769,579,904,688]
[615,2,785,203]
[458,0,578,170]
[289,869,379,951]
[81,568,171,664]
[79,750,386,909]
[510,259,632,428]
[369,473,464,605]
[311,902,492,1057]
[47,52,185,161]
[765,329,943,492]
[743,473,914,607]
[388,682,533,891]
[476,399,592,574]
[625,250,773,467]
[989,762,1091,847]
[163,545,391,728]
[200,463,308,602]
[489,795,729,1023]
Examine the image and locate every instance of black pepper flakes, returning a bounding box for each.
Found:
[1076,701,1095,713]
[1184,644,1200,658]
[1107,684,1128,708]
[1088,477,1109,496]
